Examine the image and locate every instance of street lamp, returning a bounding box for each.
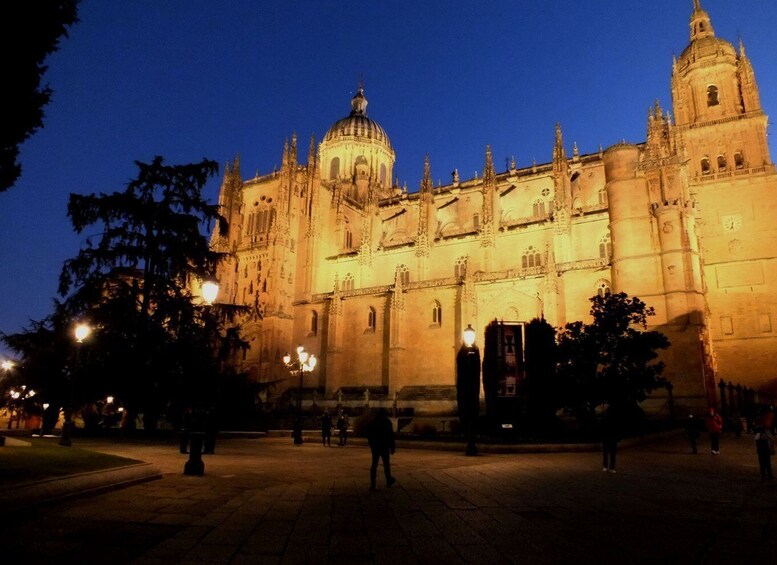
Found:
[202,279,219,306]
[456,324,481,456]
[60,322,91,446]
[183,280,220,477]
[284,346,317,445]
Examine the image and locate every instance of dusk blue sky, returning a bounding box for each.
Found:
[1,0,776,358]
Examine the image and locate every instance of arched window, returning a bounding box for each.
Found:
[599,232,612,260]
[701,157,711,175]
[707,85,719,107]
[329,157,340,179]
[343,273,354,291]
[432,300,442,326]
[521,246,542,269]
[380,163,387,186]
[397,264,410,286]
[454,256,467,279]
[367,307,376,330]
[734,151,745,170]
[532,199,546,217]
[717,155,727,172]
[344,221,353,249]
[596,280,612,298]
[310,311,318,336]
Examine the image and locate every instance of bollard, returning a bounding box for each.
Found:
[183,432,205,475]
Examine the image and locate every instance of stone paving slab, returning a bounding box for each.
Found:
[0,433,775,564]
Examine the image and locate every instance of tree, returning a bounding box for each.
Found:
[556,292,670,419]
[1,1,80,192]
[58,156,245,429]
[523,317,557,426]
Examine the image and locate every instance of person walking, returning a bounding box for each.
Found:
[600,408,619,473]
[706,406,723,454]
[337,410,349,446]
[686,414,700,454]
[320,411,332,446]
[367,408,396,490]
[755,425,774,481]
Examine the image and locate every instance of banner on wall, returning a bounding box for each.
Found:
[483,320,525,401]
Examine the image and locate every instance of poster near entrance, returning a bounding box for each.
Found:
[482,320,525,425]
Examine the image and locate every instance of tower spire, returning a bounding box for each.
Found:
[689,0,714,41]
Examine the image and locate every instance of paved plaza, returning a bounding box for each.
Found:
[1,432,776,564]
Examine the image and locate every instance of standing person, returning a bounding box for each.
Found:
[337,410,348,446]
[367,408,396,490]
[686,414,700,454]
[755,425,774,481]
[320,411,332,446]
[600,407,619,473]
[706,406,723,454]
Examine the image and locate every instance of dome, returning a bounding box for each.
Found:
[323,87,393,151]
[677,35,737,70]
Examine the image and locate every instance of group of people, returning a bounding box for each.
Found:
[683,406,774,481]
[602,404,775,481]
[320,410,351,447]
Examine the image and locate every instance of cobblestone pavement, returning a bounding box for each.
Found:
[2,433,776,564]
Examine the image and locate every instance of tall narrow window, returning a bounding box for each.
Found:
[432,300,442,326]
[329,157,340,179]
[310,311,318,336]
[454,256,467,279]
[596,280,611,298]
[599,232,612,260]
[473,213,480,229]
[717,155,727,172]
[380,164,387,186]
[734,151,745,170]
[532,199,546,217]
[707,85,719,107]
[343,273,354,291]
[598,187,608,205]
[368,307,376,330]
[397,265,410,286]
[701,157,711,175]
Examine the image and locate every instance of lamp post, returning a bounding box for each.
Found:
[456,324,481,456]
[183,279,219,476]
[284,346,317,445]
[60,322,91,447]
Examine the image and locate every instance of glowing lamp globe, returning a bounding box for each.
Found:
[74,323,92,343]
[463,324,477,347]
[202,280,219,305]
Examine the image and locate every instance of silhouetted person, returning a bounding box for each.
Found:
[321,411,332,446]
[686,414,700,454]
[203,407,218,455]
[706,406,723,455]
[179,407,193,454]
[600,408,618,473]
[755,425,774,481]
[367,408,396,490]
[337,410,349,446]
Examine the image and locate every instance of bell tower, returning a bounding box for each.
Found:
[671,0,772,179]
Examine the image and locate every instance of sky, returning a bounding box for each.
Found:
[1,0,776,359]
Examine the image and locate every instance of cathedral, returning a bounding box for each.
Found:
[209,1,777,413]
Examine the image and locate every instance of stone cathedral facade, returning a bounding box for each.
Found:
[210,2,777,411]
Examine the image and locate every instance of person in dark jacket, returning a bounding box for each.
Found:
[600,408,619,473]
[686,414,700,454]
[754,425,774,481]
[367,409,396,490]
[321,411,332,446]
